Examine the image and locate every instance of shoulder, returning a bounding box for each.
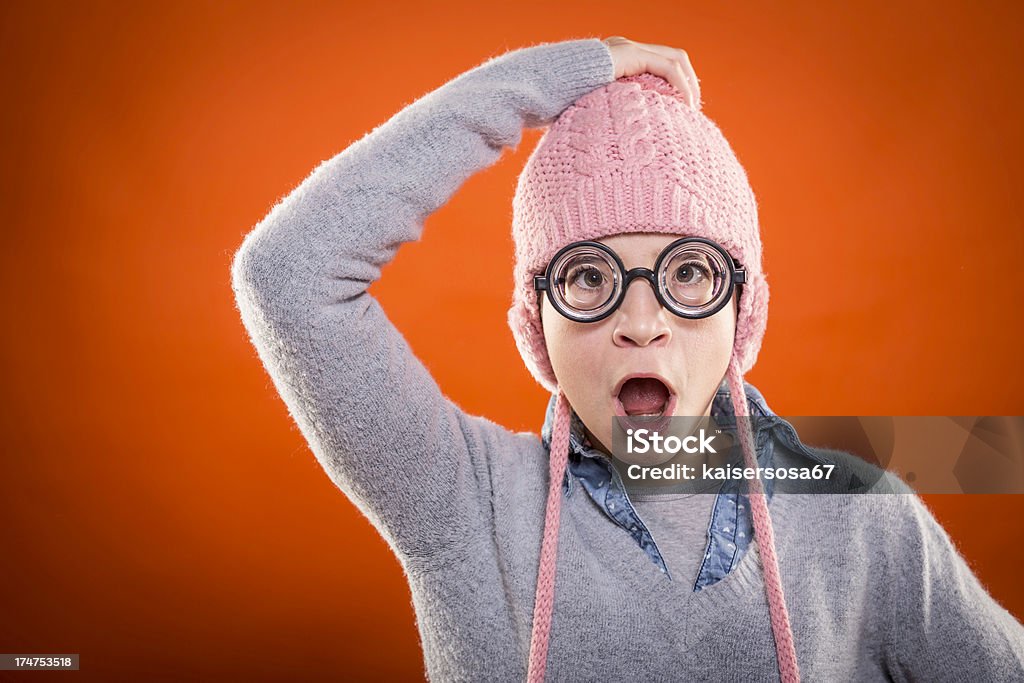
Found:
[769,420,907,496]
[765,417,927,545]
[770,419,938,540]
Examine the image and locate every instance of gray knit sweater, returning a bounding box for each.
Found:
[230,37,1024,682]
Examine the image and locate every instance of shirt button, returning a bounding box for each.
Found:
[609,502,616,510]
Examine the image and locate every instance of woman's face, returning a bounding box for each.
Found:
[541,232,737,456]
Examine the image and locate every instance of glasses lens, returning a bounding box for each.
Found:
[550,246,620,319]
[659,242,730,314]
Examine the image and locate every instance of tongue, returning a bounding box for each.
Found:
[619,378,670,415]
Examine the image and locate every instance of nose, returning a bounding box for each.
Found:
[612,278,672,348]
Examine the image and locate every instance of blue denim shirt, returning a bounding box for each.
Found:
[540,380,825,591]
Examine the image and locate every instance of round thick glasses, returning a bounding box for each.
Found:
[533,237,746,323]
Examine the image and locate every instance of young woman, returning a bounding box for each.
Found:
[231,36,1024,681]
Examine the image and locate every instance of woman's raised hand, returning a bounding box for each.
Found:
[602,36,701,110]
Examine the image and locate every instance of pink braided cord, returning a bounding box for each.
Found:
[726,357,801,683]
[526,391,571,683]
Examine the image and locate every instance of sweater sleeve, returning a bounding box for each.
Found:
[885,493,1024,680]
[229,39,615,566]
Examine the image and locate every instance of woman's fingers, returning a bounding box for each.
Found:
[636,43,701,108]
[679,50,700,106]
[642,51,695,107]
[602,36,700,110]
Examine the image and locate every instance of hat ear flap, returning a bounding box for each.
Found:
[508,295,559,394]
[733,270,769,375]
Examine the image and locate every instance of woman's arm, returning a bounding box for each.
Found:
[230,39,614,567]
[885,493,1024,679]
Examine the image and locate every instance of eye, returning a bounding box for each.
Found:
[553,249,618,313]
[673,261,710,286]
[569,265,606,289]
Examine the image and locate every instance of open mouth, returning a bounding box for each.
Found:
[613,375,677,431]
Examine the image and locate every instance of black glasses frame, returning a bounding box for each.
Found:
[533,237,746,323]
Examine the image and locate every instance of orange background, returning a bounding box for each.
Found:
[2,1,1023,680]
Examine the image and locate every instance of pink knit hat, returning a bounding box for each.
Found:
[509,73,800,682]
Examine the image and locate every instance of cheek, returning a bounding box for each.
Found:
[541,301,615,412]
[543,301,593,377]
[671,306,736,365]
